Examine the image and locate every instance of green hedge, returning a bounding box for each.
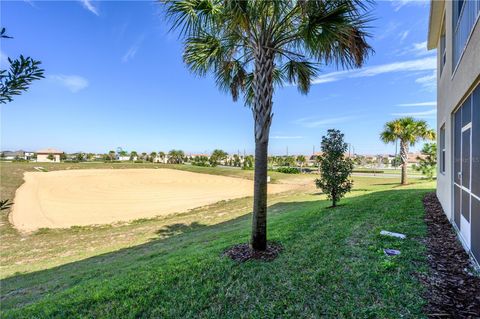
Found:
[352,169,384,174]
[275,167,300,174]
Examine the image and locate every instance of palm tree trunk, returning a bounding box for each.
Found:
[400,141,408,185]
[252,139,269,250]
[250,43,274,251]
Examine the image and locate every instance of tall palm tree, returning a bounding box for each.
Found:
[380,117,435,185]
[164,0,372,251]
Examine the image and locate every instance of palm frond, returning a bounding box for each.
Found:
[281,60,319,94]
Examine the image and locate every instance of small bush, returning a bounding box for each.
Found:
[192,162,210,167]
[276,167,300,174]
[134,160,144,163]
[352,169,384,174]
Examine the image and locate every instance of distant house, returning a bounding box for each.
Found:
[117,155,131,161]
[36,148,63,162]
[1,150,34,160]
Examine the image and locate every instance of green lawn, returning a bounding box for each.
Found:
[0,162,434,318]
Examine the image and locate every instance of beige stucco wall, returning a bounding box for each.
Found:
[37,154,61,162]
[435,4,480,220]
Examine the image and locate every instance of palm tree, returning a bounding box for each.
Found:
[157,151,166,163]
[297,155,306,172]
[150,151,158,162]
[380,117,435,185]
[168,149,185,164]
[164,0,372,251]
[130,151,138,161]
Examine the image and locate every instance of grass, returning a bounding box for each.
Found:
[0,162,435,318]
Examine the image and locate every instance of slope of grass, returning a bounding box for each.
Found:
[1,174,434,318]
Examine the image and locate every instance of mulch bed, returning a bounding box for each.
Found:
[222,242,283,262]
[422,193,480,318]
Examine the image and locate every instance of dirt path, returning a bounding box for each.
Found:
[10,168,294,232]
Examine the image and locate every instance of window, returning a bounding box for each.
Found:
[440,124,446,174]
[452,0,480,69]
[440,21,446,75]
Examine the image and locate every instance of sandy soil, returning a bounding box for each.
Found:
[10,168,294,232]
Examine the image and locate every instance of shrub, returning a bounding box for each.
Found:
[352,169,384,174]
[275,167,300,174]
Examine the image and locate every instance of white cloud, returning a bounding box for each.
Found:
[23,0,36,7]
[50,75,89,93]
[415,70,436,91]
[399,30,410,42]
[271,136,304,139]
[391,109,436,119]
[398,41,433,57]
[312,56,437,85]
[377,21,401,40]
[122,35,145,63]
[397,101,436,107]
[79,0,98,16]
[390,0,428,12]
[294,116,355,128]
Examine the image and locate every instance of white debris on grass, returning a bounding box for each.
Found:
[380,230,406,239]
[384,249,401,256]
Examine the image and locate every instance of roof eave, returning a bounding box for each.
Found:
[427,0,445,50]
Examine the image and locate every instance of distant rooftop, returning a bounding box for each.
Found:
[37,148,63,154]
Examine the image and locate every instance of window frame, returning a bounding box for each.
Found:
[440,124,446,174]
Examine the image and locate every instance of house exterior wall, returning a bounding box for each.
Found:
[37,154,61,162]
[430,0,480,263]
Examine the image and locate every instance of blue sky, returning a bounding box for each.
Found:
[1,0,436,155]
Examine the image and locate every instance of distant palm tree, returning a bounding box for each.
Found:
[164,0,372,250]
[158,152,166,162]
[297,155,306,172]
[168,150,185,164]
[380,117,435,185]
[130,151,138,161]
[150,151,158,162]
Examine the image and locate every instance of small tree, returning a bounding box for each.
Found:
[315,129,353,207]
[209,149,228,167]
[76,152,85,161]
[242,155,254,170]
[168,150,185,164]
[130,151,138,161]
[47,154,55,162]
[391,155,401,168]
[0,28,44,104]
[108,150,116,161]
[414,143,437,179]
[150,152,158,162]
